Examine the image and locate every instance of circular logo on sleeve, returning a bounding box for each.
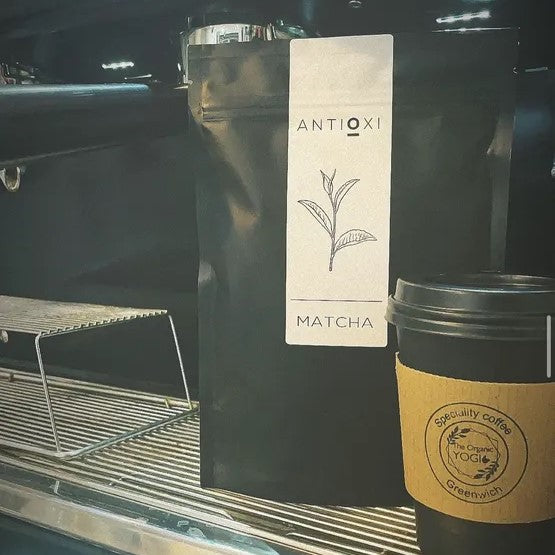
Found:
[425,403,528,504]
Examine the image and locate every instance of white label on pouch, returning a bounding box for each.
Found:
[286,35,394,347]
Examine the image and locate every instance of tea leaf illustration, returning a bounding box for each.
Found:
[298,200,333,236]
[485,461,499,480]
[334,229,376,253]
[334,179,360,211]
[321,169,336,195]
[474,460,499,482]
[447,427,468,444]
[298,170,376,271]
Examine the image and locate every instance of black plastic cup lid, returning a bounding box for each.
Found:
[386,273,555,340]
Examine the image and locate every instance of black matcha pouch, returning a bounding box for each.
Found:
[188,31,518,505]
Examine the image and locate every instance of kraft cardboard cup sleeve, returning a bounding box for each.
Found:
[386,273,555,555]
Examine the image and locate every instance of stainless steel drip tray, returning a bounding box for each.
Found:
[0,371,420,555]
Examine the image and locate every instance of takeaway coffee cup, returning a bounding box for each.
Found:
[386,274,555,555]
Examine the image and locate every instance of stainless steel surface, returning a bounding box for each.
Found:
[180,20,308,83]
[0,84,188,167]
[187,24,276,45]
[0,296,193,458]
[181,23,278,84]
[0,372,420,555]
[0,467,247,555]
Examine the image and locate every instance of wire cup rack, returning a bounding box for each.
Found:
[0,295,193,459]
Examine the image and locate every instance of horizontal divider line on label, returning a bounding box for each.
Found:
[290,298,383,303]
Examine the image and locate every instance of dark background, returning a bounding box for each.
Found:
[0,0,553,398]
[0,0,553,82]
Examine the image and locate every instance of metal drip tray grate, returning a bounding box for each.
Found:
[0,371,420,555]
[0,368,191,455]
[0,295,192,458]
[0,295,167,335]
